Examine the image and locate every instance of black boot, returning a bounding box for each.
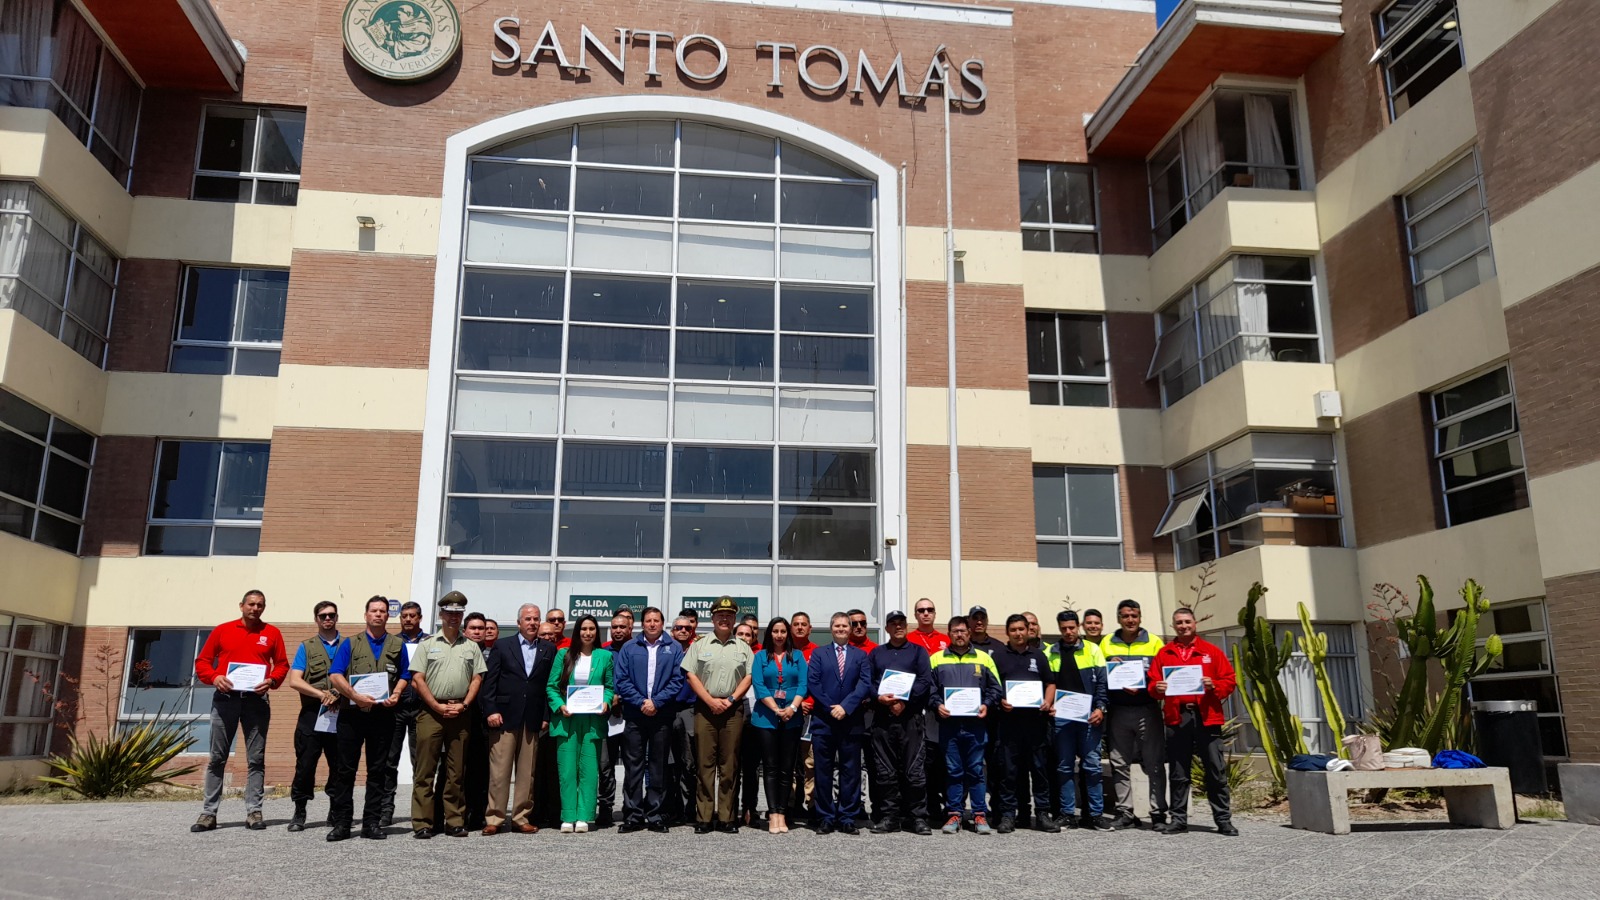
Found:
[287,802,307,833]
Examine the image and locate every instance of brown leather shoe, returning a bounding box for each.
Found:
[514,823,538,834]
[482,825,501,836]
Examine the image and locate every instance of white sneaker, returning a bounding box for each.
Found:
[560,822,574,833]
[575,821,589,833]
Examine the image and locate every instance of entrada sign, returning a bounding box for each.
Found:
[491,18,988,106]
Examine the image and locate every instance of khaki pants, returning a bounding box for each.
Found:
[412,708,469,830]
[487,723,541,827]
[694,701,746,824]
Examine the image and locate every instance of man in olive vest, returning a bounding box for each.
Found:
[285,601,347,832]
[328,595,409,840]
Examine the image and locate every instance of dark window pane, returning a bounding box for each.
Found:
[780,285,871,335]
[233,349,280,377]
[671,503,772,560]
[1022,229,1052,252]
[1073,542,1123,569]
[447,498,552,556]
[1434,368,1511,420]
[1050,166,1095,227]
[256,109,305,175]
[48,420,93,462]
[681,123,773,173]
[170,345,231,375]
[680,175,774,222]
[672,446,772,499]
[0,496,34,540]
[677,280,774,330]
[255,181,299,206]
[1018,163,1050,224]
[1262,256,1313,281]
[1438,404,1515,454]
[1264,283,1318,334]
[675,330,773,381]
[569,275,670,326]
[1037,542,1073,568]
[1033,466,1067,535]
[1267,337,1320,363]
[192,175,252,203]
[177,269,239,343]
[459,321,563,373]
[1029,382,1059,405]
[461,270,564,320]
[470,161,569,210]
[1052,231,1098,253]
[0,391,50,441]
[144,524,212,556]
[558,500,664,558]
[1062,382,1111,407]
[1067,467,1119,537]
[779,450,874,501]
[1025,313,1059,376]
[778,505,873,561]
[561,443,666,497]
[215,443,269,520]
[574,169,673,217]
[1447,473,1528,525]
[0,429,45,500]
[150,442,222,521]
[483,128,571,161]
[125,629,204,714]
[211,526,261,556]
[197,108,254,172]
[567,326,668,378]
[41,456,88,517]
[1057,314,1106,378]
[238,271,287,343]
[780,181,872,228]
[779,143,857,179]
[1440,440,1524,492]
[451,439,556,494]
[780,335,872,385]
[577,122,675,167]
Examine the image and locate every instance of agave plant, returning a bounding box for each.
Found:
[39,715,201,799]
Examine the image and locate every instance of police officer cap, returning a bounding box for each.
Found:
[885,610,907,623]
[967,605,988,618]
[710,595,739,614]
[438,590,468,613]
[1056,609,1079,624]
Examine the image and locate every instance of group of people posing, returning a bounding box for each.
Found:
[187,590,1241,840]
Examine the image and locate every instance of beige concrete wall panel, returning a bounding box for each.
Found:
[125,197,294,268]
[0,532,83,625]
[1314,70,1477,241]
[1492,158,1600,311]
[290,191,442,256]
[1160,361,1337,465]
[274,365,428,432]
[907,387,1033,449]
[1504,263,1600,480]
[1332,279,1508,420]
[906,228,1023,286]
[0,311,108,432]
[1355,508,1544,613]
[1147,189,1320,306]
[100,373,278,439]
[1021,252,1152,313]
[1171,545,1362,627]
[0,107,133,252]
[1460,0,1563,70]
[1528,461,1600,581]
[1029,405,1163,467]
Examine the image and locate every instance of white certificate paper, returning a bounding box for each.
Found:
[352,672,389,700]
[1163,665,1206,696]
[1005,680,1044,708]
[314,706,339,733]
[1107,660,1147,691]
[878,670,916,700]
[225,662,266,692]
[566,685,606,714]
[1054,691,1094,722]
[943,687,981,717]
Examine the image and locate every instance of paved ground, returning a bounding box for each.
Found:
[0,791,1595,899]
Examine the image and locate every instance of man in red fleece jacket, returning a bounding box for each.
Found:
[191,589,289,833]
[1149,607,1238,837]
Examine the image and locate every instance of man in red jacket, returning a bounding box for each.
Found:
[1149,607,1238,836]
[191,589,289,833]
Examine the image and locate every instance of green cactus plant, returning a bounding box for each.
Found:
[1233,582,1305,788]
[1415,579,1504,751]
[1386,575,1447,750]
[1379,576,1505,752]
[1296,600,1350,759]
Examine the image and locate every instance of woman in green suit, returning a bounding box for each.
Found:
[546,614,614,833]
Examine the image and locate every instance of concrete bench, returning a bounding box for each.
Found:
[1286,767,1514,834]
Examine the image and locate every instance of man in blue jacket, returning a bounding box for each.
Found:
[807,612,874,834]
[1047,610,1111,831]
[614,606,685,833]
[868,610,934,835]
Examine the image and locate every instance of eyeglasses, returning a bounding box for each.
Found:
[316,613,337,620]
[672,625,693,631]
[914,608,935,614]
[849,620,868,628]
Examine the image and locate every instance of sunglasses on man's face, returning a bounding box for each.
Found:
[672,625,693,631]
[316,613,337,620]
[915,608,935,614]
[849,620,868,628]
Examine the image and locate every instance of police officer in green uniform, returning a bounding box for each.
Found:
[284,601,347,833]
[409,592,487,838]
[327,595,408,840]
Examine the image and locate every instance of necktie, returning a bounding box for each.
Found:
[837,645,846,679]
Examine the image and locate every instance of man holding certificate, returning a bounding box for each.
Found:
[928,617,1000,835]
[866,610,933,835]
[191,590,288,833]
[327,595,408,840]
[284,601,348,835]
[1101,599,1167,830]
[1046,610,1110,832]
[989,614,1056,835]
[1149,607,1238,836]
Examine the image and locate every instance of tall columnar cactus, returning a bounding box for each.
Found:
[1416,579,1504,752]
[1233,583,1305,787]
[1386,575,1447,750]
[1296,600,1350,759]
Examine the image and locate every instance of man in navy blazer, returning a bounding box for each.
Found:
[807,612,874,834]
[614,606,686,832]
[479,603,556,834]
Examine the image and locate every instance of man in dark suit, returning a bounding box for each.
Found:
[613,606,685,832]
[478,603,555,834]
[807,612,874,834]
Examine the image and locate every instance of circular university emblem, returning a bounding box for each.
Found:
[343,0,461,82]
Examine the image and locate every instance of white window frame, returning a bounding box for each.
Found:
[1431,365,1526,527]
[0,388,95,555]
[1466,599,1566,759]
[1376,0,1464,121]
[1033,464,1124,570]
[1018,162,1098,253]
[144,440,271,557]
[168,266,288,376]
[191,105,305,206]
[1402,149,1494,315]
[0,182,121,366]
[1026,311,1110,407]
[1207,622,1363,755]
[0,615,68,759]
[118,628,213,755]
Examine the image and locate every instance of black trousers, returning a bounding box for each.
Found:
[378,697,421,821]
[869,712,928,823]
[621,712,671,825]
[759,726,802,814]
[599,726,622,822]
[737,721,762,818]
[329,706,396,828]
[993,713,1052,819]
[1166,708,1231,827]
[667,704,696,824]
[291,698,340,808]
[534,727,561,826]
[463,710,490,829]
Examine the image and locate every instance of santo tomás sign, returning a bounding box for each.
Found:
[343,0,463,81]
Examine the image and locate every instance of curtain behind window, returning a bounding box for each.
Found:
[1244,95,1291,189]
[0,0,51,107]
[1181,101,1221,212]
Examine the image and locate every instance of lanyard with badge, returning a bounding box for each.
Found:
[774,653,786,701]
